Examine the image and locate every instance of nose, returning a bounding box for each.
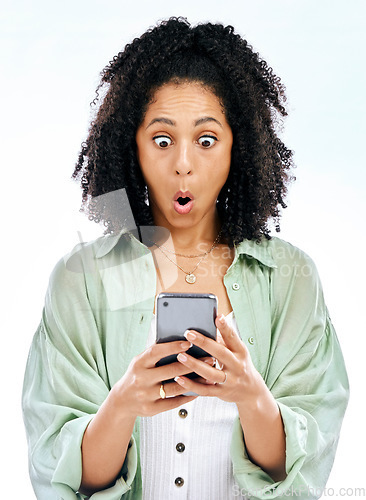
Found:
[174,141,192,175]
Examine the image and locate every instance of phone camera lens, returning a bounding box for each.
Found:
[163,301,168,307]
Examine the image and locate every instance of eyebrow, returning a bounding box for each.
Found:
[195,116,223,128]
[146,116,223,129]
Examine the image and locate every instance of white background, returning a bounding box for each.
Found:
[1,0,365,498]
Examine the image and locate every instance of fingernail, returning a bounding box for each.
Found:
[184,330,196,341]
[177,353,187,362]
[180,341,193,349]
[218,314,225,324]
[174,376,185,385]
[204,358,215,365]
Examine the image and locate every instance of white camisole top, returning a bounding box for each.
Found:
[139,312,247,499]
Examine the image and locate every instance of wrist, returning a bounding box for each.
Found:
[235,373,272,416]
[107,382,138,423]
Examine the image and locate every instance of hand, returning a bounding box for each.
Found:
[111,340,200,418]
[175,314,265,407]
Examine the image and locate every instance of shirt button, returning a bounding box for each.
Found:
[178,409,188,418]
[232,282,240,290]
[176,442,185,453]
[175,477,184,487]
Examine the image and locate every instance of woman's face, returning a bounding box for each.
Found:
[135,82,233,231]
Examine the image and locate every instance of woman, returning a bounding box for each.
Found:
[22,17,349,499]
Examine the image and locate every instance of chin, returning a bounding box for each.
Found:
[163,212,198,231]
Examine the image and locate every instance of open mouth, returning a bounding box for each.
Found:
[177,197,191,206]
[173,191,194,214]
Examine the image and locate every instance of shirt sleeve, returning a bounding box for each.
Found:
[230,243,349,499]
[22,253,138,500]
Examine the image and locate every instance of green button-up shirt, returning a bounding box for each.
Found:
[22,232,349,499]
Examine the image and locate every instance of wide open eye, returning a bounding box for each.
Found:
[198,135,217,148]
[153,136,172,148]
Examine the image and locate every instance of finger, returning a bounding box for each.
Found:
[215,314,247,354]
[160,379,200,398]
[140,340,192,367]
[176,352,227,384]
[189,376,216,385]
[153,394,197,414]
[183,330,233,365]
[201,356,216,366]
[174,375,219,397]
[154,354,215,380]
[216,330,226,346]
[153,360,198,381]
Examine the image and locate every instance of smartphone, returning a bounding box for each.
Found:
[156,292,218,382]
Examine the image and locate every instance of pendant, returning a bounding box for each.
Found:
[185,273,196,284]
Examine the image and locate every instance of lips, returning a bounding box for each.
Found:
[173,190,194,215]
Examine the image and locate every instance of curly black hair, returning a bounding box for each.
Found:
[72,17,294,245]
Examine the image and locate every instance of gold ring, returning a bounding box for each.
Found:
[218,370,227,385]
[160,383,166,399]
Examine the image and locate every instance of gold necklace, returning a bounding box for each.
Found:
[154,231,221,284]
[155,244,207,258]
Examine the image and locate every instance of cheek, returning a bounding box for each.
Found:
[219,147,232,185]
[202,168,230,201]
[135,131,152,171]
[139,161,166,198]
[141,170,157,195]
[211,153,231,186]
[136,145,153,185]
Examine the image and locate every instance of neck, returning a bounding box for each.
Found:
[170,227,221,250]
[153,215,222,252]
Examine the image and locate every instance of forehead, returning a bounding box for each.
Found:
[144,82,226,119]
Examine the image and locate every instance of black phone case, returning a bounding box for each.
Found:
[156,292,217,380]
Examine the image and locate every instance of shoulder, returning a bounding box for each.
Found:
[48,236,104,288]
[47,231,148,299]
[266,237,317,275]
[235,236,318,278]
[50,232,136,278]
[266,237,321,290]
[264,238,326,316]
[236,236,324,306]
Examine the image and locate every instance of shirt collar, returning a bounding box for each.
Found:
[234,238,277,268]
[95,229,131,259]
[95,229,277,268]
